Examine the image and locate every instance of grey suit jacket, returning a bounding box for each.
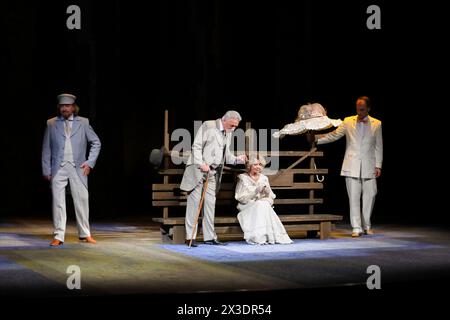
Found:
[42,116,101,188]
[180,119,236,192]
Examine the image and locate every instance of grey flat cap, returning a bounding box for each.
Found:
[57,93,77,105]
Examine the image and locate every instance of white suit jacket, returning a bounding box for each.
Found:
[317,115,383,179]
[180,119,237,192]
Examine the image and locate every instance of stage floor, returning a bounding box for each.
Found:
[1,217,449,297]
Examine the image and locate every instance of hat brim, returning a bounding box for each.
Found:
[273,116,342,138]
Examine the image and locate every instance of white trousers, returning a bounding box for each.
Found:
[51,163,90,241]
[345,176,377,233]
[185,174,217,241]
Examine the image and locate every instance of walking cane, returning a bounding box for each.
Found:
[188,174,209,248]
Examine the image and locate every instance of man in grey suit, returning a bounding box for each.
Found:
[42,93,101,246]
[180,110,247,247]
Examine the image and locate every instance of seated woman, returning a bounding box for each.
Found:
[235,157,293,245]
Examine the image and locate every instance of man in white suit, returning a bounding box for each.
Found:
[180,110,247,247]
[315,96,383,237]
[42,94,101,246]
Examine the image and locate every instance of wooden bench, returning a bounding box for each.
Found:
[151,110,343,243]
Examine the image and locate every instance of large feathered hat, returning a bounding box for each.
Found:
[273,103,342,138]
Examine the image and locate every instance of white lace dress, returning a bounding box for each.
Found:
[235,173,293,245]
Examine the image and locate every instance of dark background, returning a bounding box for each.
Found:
[1,0,447,224]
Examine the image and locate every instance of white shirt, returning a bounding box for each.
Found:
[62,115,75,166]
[356,116,369,139]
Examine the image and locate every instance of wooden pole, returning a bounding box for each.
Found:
[163,110,169,219]
[309,135,317,215]
[189,176,209,247]
[309,155,315,214]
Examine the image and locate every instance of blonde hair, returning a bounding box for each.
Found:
[246,156,267,171]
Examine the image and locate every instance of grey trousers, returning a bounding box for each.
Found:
[185,174,217,241]
[51,163,90,241]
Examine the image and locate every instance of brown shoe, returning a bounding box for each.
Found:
[50,239,63,246]
[364,229,374,235]
[351,232,362,237]
[79,236,97,244]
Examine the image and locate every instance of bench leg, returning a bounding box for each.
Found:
[320,221,331,240]
[172,225,186,244]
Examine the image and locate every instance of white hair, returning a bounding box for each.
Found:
[246,156,267,170]
[222,110,242,121]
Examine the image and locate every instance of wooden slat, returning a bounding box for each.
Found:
[153,198,323,206]
[153,198,322,206]
[277,214,343,222]
[159,168,328,175]
[153,201,184,207]
[152,199,234,207]
[279,168,328,174]
[158,168,243,175]
[284,224,320,231]
[152,214,343,225]
[209,224,320,235]
[152,183,234,191]
[153,191,234,200]
[214,226,243,234]
[153,182,322,191]
[271,183,323,190]
[152,193,186,200]
[268,172,293,187]
[274,198,323,205]
[158,169,185,175]
[265,151,324,157]
[170,150,324,157]
[158,169,328,178]
[264,169,328,177]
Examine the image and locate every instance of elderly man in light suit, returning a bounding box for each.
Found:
[180,110,247,247]
[42,94,101,246]
[315,96,383,237]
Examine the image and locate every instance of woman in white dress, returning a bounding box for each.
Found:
[235,157,293,245]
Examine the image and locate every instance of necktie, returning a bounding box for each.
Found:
[65,120,72,135]
[221,131,227,161]
[357,118,368,124]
